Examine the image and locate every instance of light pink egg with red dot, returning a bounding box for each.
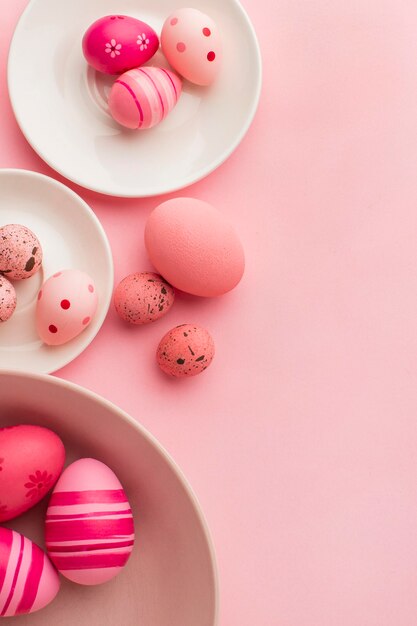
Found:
[161,8,222,86]
[36,270,98,346]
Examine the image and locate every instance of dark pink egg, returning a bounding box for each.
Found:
[82,15,159,75]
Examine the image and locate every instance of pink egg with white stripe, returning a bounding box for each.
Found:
[109,66,182,130]
[0,527,60,617]
[45,458,135,586]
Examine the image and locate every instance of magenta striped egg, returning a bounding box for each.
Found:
[45,458,134,586]
[0,527,60,617]
[109,66,182,130]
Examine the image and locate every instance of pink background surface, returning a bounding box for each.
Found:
[1,0,417,624]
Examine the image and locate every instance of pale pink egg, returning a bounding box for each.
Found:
[45,458,135,586]
[36,270,98,346]
[0,224,43,280]
[82,15,159,75]
[0,276,16,322]
[0,425,65,522]
[144,198,245,297]
[161,8,222,86]
[0,527,60,617]
[109,66,182,130]
[157,324,215,378]
[114,272,175,324]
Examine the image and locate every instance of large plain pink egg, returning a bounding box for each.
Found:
[0,527,60,617]
[45,458,135,586]
[0,425,65,523]
[144,198,245,297]
[82,15,159,75]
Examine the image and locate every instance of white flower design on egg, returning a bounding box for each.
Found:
[105,39,122,58]
[137,33,150,51]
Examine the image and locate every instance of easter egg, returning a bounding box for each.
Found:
[157,324,215,377]
[36,270,98,346]
[0,425,65,523]
[144,198,245,297]
[109,66,182,130]
[82,15,159,75]
[45,458,135,585]
[0,276,16,322]
[161,8,222,86]
[114,272,175,324]
[0,527,60,617]
[0,224,43,280]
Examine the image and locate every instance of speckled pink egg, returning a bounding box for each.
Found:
[0,424,65,523]
[82,15,159,75]
[157,324,215,378]
[161,8,222,86]
[0,276,16,322]
[36,270,98,346]
[0,527,60,617]
[114,272,175,324]
[145,198,245,297]
[45,458,135,586]
[109,66,182,130]
[0,224,43,280]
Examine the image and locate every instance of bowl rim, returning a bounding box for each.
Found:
[0,369,219,625]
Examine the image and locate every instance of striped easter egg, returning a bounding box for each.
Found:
[0,527,60,617]
[45,458,135,586]
[109,66,182,130]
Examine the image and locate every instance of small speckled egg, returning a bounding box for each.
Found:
[0,224,43,280]
[114,272,175,324]
[157,324,215,378]
[0,276,16,322]
[36,270,98,346]
[161,8,222,86]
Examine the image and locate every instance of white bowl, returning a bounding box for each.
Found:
[8,0,262,197]
[0,169,113,374]
[0,371,218,625]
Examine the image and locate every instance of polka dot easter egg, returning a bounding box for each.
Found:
[0,424,65,523]
[161,8,222,86]
[0,275,16,322]
[45,458,135,586]
[82,15,159,75]
[157,324,215,378]
[109,66,182,130]
[0,224,42,280]
[0,527,60,617]
[114,272,175,324]
[36,270,98,346]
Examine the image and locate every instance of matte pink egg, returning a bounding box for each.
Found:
[82,14,159,75]
[144,198,245,297]
[161,8,222,86]
[0,425,65,523]
[0,527,60,617]
[157,324,215,378]
[109,66,182,130]
[0,276,16,322]
[114,272,175,324]
[0,224,43,280]
[36,270,98,346]
[45,458,135,586]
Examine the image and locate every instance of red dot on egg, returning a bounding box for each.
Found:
[49,324,58,334]
[203,27,211,36]
[61,299,70,310]
[88,284,94,293]
[170,17,178,25]
[207,51,216,62]
[177,42,186,53]
[82,317,91,326]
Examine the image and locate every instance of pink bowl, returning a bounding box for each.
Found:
[0,372,218,626]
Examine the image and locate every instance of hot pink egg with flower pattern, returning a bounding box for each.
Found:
[0,425,65,523]
[45,458,135,586]
[0,527,60,617]
[36,269,98,346]
[82,15,159,75]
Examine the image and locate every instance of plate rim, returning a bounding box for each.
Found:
[0,168,114,375]
[7,0,262,198]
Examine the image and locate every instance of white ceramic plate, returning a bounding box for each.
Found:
[0,371,218,626]
[0,170,113,374]
[8,0,261,197]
